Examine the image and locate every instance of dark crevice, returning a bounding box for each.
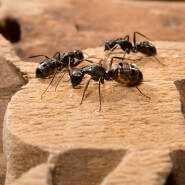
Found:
[164,150,185,185]
[52,149,126,185]
[0,17,21,43]
[165,81,185,185]
[174,79,185,118]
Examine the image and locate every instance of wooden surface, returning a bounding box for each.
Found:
[0,36,26,185]
[3,38,185,185]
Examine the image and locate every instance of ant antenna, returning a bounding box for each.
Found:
[80,78,91,105]
[83,52,103,61]
[28,54,50,59]
[41,70,57,98]
[124,72,150,100]
[54,71,68,91]
[109,55,142,64]
[53,52,61,60]
[134,32,153,42]
[82,52,90,58]
[135,85,150,99]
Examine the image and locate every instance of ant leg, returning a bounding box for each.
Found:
[135,85,150,99]
[83,52,102,61]
[28,54,50,59]
[41,70,58,98]
[54,71,68,91]
[110,45,118,52]
[110,56,139,62]
[153,55,165,66]
[80,78,91,105]
[72,59,94,68]
[99,59,104,67]
[98,79,102,112]
[68,66,72,77]
[53,52,61,60]
[109,56,114,68]
[72,59,84,67]
[105,45,119,57]
[123,35,130,41]
[121,51,127,61]
[133,31,152,46]
[84,59,94,63]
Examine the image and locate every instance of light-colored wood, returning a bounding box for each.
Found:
[10,164,53,185]
[4,38,185,185]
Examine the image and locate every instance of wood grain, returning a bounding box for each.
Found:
[3,39,185,185]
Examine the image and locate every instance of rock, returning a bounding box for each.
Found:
[3,40,185,185]
[0,0,185,59]
[0,36,26,185]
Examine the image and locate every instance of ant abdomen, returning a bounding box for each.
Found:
[36,59,60,78]
[135,41,157,56]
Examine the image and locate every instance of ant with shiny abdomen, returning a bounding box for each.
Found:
[104,32,164,65]
[70,57,150,112]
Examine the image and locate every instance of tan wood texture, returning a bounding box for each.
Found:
[2,36,185,185]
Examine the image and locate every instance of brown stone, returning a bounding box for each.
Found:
[3,37,185,185]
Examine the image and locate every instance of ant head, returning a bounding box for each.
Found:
[104,40,116,51]
[70,69,84,88]
[74,50,84,60]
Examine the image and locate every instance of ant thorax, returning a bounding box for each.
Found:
[104,40,117,50]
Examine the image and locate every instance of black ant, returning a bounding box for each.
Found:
[70,57,150,112]
[104,32,164,65]
[29,50,93,78]
[29,50,94,97]
[70,60,110,112]
[29,52,61,78]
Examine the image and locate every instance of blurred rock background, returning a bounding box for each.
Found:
[0,0,185,184]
